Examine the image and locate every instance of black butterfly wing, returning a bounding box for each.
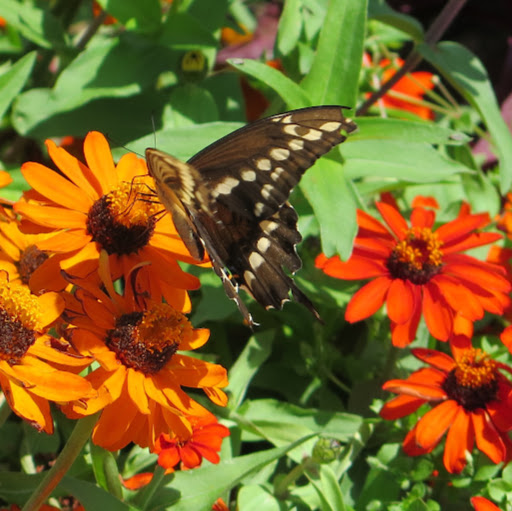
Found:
[146,106,357,326]
[188,105,357,220]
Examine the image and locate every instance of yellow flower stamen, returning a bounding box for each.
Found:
[394,227,443,270]
[388,227,444,285]
[108,182,160,228]
[454,348,497,388]
[0,280,42,331]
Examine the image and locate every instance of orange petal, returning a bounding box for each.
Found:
[410,207,435,229]
[127,369,150,414]
[35,230,91,252]
[20,162,92,212]
[345,276,391,322]
[37,292,64,327]
[181,328,210,351]
[317,253,387,279]
[14,202,87,229]
[411,348,455,372]
[471,496,501,511]
[203,387,228,407]
[382,378,446,400]
[500,326,512,354]
[83,131,118,194]
[436,213,490,246]
[443,406,473,474]
[45,139,101,200]
[415,399,458,449]
[387,278,414,323]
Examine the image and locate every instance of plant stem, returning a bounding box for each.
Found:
[357,0,468,116]
[22,413,99,511]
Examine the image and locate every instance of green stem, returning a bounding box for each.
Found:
[22,413,99,511]
[133,465,167,510]
[357,0,468,116]
[274,457,316,500]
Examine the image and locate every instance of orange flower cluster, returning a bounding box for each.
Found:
[0,132,229,456]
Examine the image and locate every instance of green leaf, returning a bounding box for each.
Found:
[301,157,357,259]
[343,140,474,182]
[0,51,36,119]
[227,330,276,410]
[368,0,424,41]
[277,0,303,56]
[420,41,512,192]
[353,117,470,145]
[12,37,174,136]
[164,84,219,126]
[301,0,366,107]
[159,11,218,50]
[148,440,314,511]
[309,465,346,511]
[0,0,67,49]
[96,0,161,32]
[237,485,282,511]
[228,58,312,108]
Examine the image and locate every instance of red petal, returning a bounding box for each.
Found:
[380,394,424,420]
[376,202,409,239]
[443,406,473,474]
[410,207,435,228]
[435,212,490,245]
[415,400,458,449]
[472,409,506,464]
[423,283,453,341]
[412,348,455,372]
[387,278,415,323]
[345,276,391,322]
[316,253,387,280]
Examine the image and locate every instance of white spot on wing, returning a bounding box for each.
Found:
[256,158,272,171]
[249,251,265,270]
[288,138,304,151]
[244,270,256,286]
[241,169,256,181]
[319,121,342,132]
[302,128,323,141]
[254,202,266,216]
[257,237,271,253]
[212,176,239,197]
[260,220,279,233]
[270,147,290,161]
[270,167,285,181]
[261,184,274,200]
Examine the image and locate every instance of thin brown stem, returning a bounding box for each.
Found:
[357,0,468,116]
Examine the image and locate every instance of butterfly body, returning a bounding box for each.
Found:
[146,106,356,326]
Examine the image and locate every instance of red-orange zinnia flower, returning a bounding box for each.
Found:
[381,344,512,474]
[471,496,502,511]
[316,198,511,347]
[365,54,435,120]
[212,498,229,511]
[154,411,230,471]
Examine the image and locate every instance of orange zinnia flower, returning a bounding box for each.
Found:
[0,271,92,434]
[316,197,511,347]
[0,215,67,292]
[364,54,435,120]
[212,498,229,511]
[471,496,503,511]
[154,411,230,471]
[381,344,512,474]
[14,131,200,311]
[62,256,228,451]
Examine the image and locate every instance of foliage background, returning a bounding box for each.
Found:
[0,0,512,510]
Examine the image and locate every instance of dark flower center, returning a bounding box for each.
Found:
[386,227,443,285]
[0,308,36,364]
[17,245,48,285]
[442,348,499,411]
[105,305,190,374]
[86,192,156,256]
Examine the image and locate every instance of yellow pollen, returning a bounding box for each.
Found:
[137,303,192,350]
[0,281,42,330]
[107,182,160,228]
[393,227,443,270]
[454,348,497,388]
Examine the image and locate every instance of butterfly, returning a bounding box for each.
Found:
[146,106,357,326]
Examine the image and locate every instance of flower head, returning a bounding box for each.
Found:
[0,271,92,433]
[14,131,200,309]
[316,198,511,347]
[365,55,436,120]
[154,411,230,471]
[62,257,228,450]
[380,344,512,474]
